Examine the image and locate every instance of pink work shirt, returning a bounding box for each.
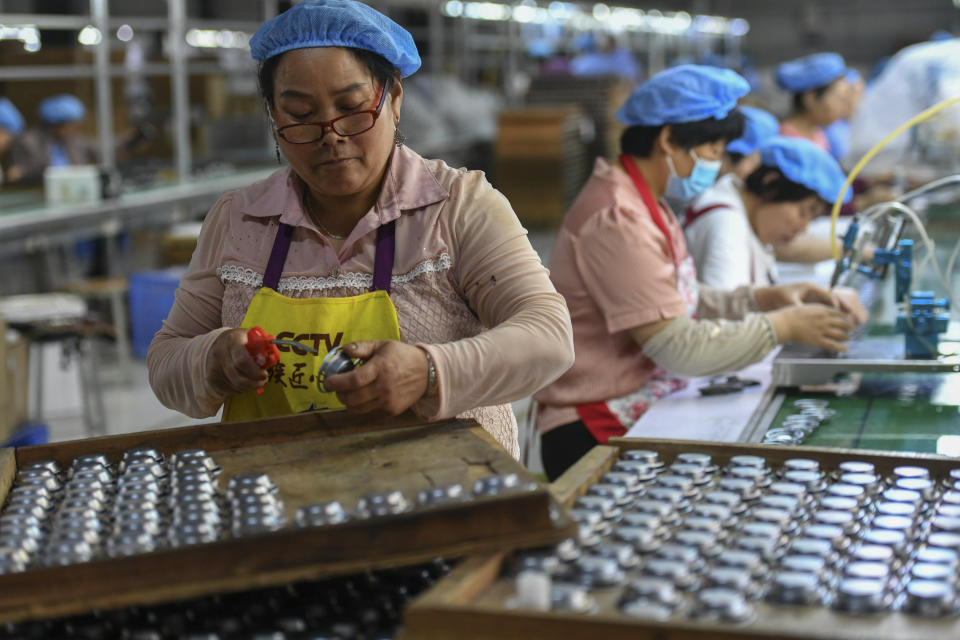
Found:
[535,158,692,434]
[148,145,574,458]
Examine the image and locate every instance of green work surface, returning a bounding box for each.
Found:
[769,373,960,455]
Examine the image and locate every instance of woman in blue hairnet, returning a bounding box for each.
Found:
[0,97,26,184]
[777,53,851,152]
[535,66,863,480]
[686,136,859,289]
[149,0,574,458]
[7,94,99,185]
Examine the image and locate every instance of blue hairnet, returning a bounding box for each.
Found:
[0,97,24,134]
[759,136,851,204]
[616,64,750,126]
[775,53,848,92]
[250,0,421,78]
[38,94,86,125]
[727,105,779,155]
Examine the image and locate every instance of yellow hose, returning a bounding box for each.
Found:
[830,94,960,260]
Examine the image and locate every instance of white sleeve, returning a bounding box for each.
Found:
[689,212,752,290]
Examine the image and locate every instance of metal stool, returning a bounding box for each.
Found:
[0,294,109,437]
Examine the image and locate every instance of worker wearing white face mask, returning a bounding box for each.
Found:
[536,66,863,480]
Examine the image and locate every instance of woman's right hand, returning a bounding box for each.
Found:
[205,328,269,396]
[767,304,854,352]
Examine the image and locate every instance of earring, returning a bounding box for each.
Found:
[393,127,405,148]
[275,142,282,165]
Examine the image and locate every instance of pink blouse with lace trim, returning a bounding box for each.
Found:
[147,146,575,459]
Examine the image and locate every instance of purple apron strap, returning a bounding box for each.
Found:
[263,223,294,291]
[372,220,396,293]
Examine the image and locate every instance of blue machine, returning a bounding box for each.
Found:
[832,225,950,359]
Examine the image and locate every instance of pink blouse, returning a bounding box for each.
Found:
[147,146,574,458]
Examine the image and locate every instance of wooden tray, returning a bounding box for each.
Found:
[403,438,960,640]
[0,412,574,623]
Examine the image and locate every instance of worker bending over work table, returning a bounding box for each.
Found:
[535,65,867,480]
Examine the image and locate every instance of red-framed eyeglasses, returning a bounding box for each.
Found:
[275,78,391,144]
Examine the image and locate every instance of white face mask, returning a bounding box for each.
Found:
[665,149,722,201]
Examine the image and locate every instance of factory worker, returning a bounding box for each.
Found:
[535,66,862,480]
[148,0,574,458]
[823,70,864,163]
[0,97,25,184]
[685,136,852,289]
[721,105,779,182]
[777,53,851,152]
[7,94,99,185]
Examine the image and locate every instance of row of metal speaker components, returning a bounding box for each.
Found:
[294,472,539,527]
[509,448,960,623]
[763,398,836,445]
[0,448,289,572]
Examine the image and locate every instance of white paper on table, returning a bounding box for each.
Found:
[624,350,779,443]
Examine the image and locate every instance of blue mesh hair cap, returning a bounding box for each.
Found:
[775,53,848,92]
[615,64,750,127]
[250,0,421,77]
[727,105,779,155]
[759,136,851,204]
[0,97,24,134]
[38,94,86,125]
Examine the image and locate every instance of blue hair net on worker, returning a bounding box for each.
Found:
[775,53,848,92]
[0,97,24,134]
[727,105,779,155]
[615,64,750,126]
[759,136,852,204]
[38,94,86,125]
[250,0,421,78]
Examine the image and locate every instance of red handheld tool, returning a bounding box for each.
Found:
[244,326,318,394]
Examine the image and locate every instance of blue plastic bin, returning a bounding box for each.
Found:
[3,422,49,448]
[129,267,187,359]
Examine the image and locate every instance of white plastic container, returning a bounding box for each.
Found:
[43,165,102,205]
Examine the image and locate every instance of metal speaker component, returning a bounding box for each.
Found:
[728,455,767,470]
[641,558,697,589]
[550,583,596,613]
[356,490,410,519]
[471,473,535,498]
[621,576,679,607]
[781,458,820,474]
[620,450,662,468]
[170,450,221,475]
[511,550,563,577]
[894,477,939,502]
[415,483,466,508]
[69,453,112,473]
[573,495,621,521]
[834,578,890,614]
[20,460,61,476]
[317,345,364,392]
[612,525,661,554]
[601,471,643,494]
[295,501,349,527]
[572,554,626,588]
[227,472,278,497]
[715,549,766,579]
[118,461,168,480]
[692,587,754,623]
[767,571,822,606]
[591,541,639,569]
[904,580,957,617]
[585,482,631,507]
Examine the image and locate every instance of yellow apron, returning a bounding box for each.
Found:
[223,221,401,421]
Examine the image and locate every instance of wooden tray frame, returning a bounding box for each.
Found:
[404,438,960,640]
[0,412,574,623]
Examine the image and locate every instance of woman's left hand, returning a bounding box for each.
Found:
[322,341,430,415]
